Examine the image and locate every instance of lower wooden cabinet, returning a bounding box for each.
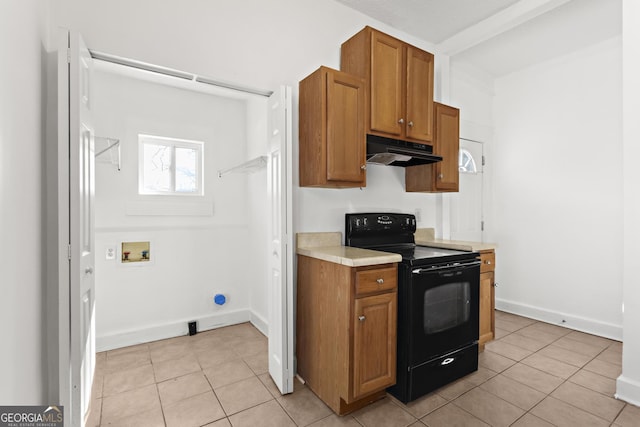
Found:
[478,249,496,349]
[353,292,397,398]
[296,256,397,414]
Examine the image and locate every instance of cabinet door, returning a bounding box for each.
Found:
[479,271,495,347]
[433,103,460,191]
[405,46,434,142]
[326,70,366,184]
[353,292,397,399]
[370,31,404,136]
[405,102,460,193]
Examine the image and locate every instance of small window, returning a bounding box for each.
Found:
[458,148,478,174]
[138,134,203,195]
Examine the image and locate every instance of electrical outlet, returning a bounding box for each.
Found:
[106,247,115,260]
[188,321,197,336]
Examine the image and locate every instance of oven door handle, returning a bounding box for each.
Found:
[412,260,481,275]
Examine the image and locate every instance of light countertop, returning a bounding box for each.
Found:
[415,228,497,252]
[296,232,401,267]
[296,245,402,267]
[295,230,495,268]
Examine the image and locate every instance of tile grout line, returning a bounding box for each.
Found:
[491,316,626,426]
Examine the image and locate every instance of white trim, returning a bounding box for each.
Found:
[250,310,269,338]
[56,28,72,421]
[95,309,259,351]
[95,224,246,233]
[616,375,640,406]
[437,0,571,55]
[496,298,623,341]
[124,200,213,216]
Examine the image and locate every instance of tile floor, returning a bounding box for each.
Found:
[87,311,640,427]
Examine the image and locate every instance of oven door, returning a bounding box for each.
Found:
[409,259,480,364]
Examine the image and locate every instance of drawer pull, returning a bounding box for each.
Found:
[376,278,384,284]
[358,315,366,322]
[441,357,455,366]
[485,260,492,265]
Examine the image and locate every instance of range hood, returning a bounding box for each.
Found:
[366,134,442,167]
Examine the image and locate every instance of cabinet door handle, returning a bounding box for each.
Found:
[438,173,444,180]
[398,118,404,124]
[408,121,414,127]
[485,260,492,265]
[376,278,384,284]
[358,315,366,322]
[360,164,367,171]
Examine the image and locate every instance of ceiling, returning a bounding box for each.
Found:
[335,0,621,78]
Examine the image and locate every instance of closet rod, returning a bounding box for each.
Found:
[90,50,273,97]
[218,156,268,178]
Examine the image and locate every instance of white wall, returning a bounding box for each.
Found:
[52,0,450,353]
[245,95,269,334]
[92,65,261,349]
[53,0,447,244]
[0,0,49,404]
[491,36,623,339]
[618,0,640,405]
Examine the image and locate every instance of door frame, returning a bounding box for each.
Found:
[56,40,296,420]
[56,28,72,424]
[57,28,96,427]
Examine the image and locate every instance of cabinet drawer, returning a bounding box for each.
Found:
[355,266,397,295]
[479,251,495,273]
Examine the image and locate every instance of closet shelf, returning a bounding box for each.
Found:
[218,155,267,178]
[95,136,121,171]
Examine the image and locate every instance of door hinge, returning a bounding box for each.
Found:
[67,48,71,64]
[481,221,485,231]
[67,244,72,260]
[482,155,486,166]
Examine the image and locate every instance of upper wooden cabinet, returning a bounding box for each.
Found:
[405,102,460,192]
[341,27,434,143]
[299,66,366,188]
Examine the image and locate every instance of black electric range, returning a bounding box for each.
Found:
[345,213,481,403]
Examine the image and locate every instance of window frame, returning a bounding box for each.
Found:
[138,134,204,196]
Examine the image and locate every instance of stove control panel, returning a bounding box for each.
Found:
[345,213,417,246]
[347,213,416,229]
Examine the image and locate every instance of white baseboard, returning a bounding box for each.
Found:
[96,309,256,352]
[616,375,640,406]
[496,298,623,341]
[250,311,269,337]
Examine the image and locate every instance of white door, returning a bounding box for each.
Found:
[58,29,96,426]
[267,86,294,394]
[450,138,484,242]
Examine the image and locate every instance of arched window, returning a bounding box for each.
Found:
[459,148,478,173]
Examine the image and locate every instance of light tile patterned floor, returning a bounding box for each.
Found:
[87,311,640,426]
